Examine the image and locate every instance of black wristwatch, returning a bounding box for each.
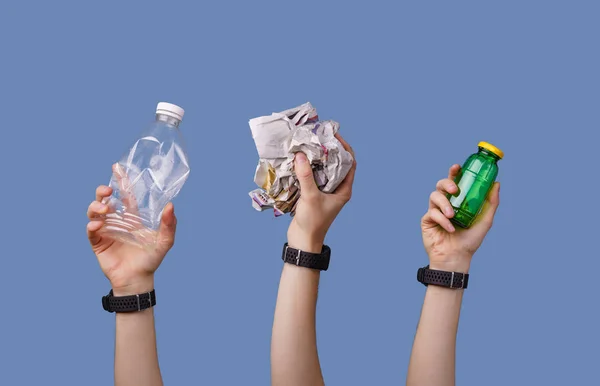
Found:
[102,289,156,313]
[282,243,331,271]
[417,265,469,289]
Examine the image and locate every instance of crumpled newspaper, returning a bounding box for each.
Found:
[248,102,354,216]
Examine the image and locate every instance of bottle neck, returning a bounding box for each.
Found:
[156,113,181,128]
[478,148,501,161]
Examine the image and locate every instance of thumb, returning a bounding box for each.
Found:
[158,203,177,247]
[294,152,319,197]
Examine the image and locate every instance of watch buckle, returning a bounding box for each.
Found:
[449,272,465,289]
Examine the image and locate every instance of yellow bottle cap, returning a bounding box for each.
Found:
[478,141,504,159]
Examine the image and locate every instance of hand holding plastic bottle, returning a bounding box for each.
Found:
[86,167,177,295]
[287,133,356,253]
[421,164,500,273]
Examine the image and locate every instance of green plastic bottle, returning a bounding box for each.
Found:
[449,141,503,228]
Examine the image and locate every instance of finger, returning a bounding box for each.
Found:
[112,163,140,216]
[161,203,177,228]
[87,201,109,220]
[87,220,104,245]
[435,178,459,195]
[422,208,456,233]
[429,191,454,217]
[333,133,357,197]
[448,164,461,180]
[335,132,355,158]
[472,182,500,229]
[96,185,112,202]
[293,152,320,198]
[334,160,356,198]
[158,203,177,247]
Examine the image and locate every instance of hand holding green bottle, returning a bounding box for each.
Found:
[421,163,500,273]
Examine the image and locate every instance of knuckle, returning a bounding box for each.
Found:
[421,212,431,224]
[340,191,352,203]
[297,169,313,180]
[437,179,453,192]
[161,236,175,248]
[303,190,320,201]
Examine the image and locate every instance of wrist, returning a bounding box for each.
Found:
[287,234,324,254]
[111,276,155,296]
[428,258,471,273]
[287,224,325,254]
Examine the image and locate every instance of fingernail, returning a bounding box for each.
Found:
[295,153,307,164]
[445,207,453,216]
[449,224,456,232]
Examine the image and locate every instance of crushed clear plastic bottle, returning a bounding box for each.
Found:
[100,102,190,248]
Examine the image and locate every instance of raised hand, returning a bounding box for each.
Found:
[287,133,357,253]
[86,166,177,295]
[421,164,500,273]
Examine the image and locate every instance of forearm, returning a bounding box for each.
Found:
[407,285,464,386]
[271,258,324,386]
[114,281,162,386]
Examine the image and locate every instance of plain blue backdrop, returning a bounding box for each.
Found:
[0,1,598,385]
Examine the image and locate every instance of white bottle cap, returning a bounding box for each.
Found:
[156,102,184,121]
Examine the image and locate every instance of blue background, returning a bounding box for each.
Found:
[0,1,598,385]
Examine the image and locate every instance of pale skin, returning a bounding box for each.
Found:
[271,133,357,386]
[86,165,177,386]
[406,164,500,386]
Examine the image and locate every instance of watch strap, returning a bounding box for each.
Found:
[417,265,469,289]
[282,243,331,271]
[102,289,156,313]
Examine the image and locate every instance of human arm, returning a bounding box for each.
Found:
[86,184,177,386]
[406,164,500,386]
[271,134,356,386]
[113,279,162,386]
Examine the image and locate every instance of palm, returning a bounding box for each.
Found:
[292,194,346,240]
[422,225,484,262]
[93,238,164,288]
